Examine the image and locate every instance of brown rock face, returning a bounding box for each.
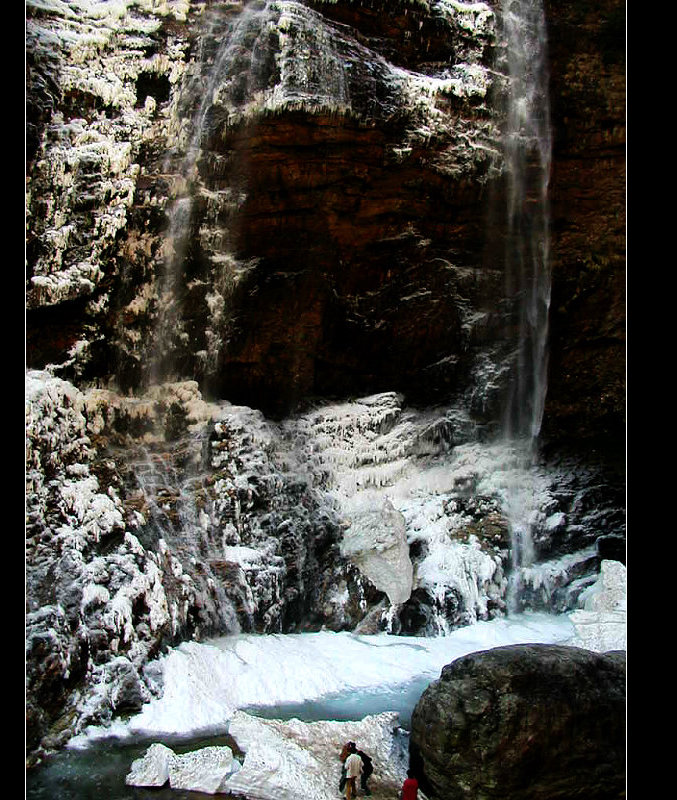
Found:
[25,0,626,440]
[202,112,499,417]
[543,0,626,445]
[112,0,509,420]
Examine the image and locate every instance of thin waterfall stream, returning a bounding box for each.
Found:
[150,0,277,386]
[498,0,553,612]
[132,3,281,597]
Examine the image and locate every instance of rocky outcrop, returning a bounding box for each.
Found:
[190,0,505,417]
[409,643,626,800]
[25,0,513,424]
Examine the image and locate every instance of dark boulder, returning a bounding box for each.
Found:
[409,643,626,799]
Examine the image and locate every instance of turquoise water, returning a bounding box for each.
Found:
[25,681,422,800]
[26,736,204,800]
[245,676,429,728]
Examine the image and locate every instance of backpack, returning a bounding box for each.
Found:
[357,751,373,776]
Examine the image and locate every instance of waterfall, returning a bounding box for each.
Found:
[117,3,287,642]
[497,0,553,612]
[143,0,555,618]
[149,0,276,386]
[501,0,552,444]
[127,433,211,555]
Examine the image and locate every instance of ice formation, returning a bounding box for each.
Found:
[126,711,405,799]
[223,710,405,800]
[569,560,627,652]
[26,0,190,308]
[339,500,413,605]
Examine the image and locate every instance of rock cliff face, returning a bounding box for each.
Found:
[26,0,625,437]
[543,0,625,445]
[25,0,625,763]
[27,0,513,423]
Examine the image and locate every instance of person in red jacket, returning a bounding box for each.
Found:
[401,769,419,800]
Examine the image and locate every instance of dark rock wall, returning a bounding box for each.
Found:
[25,0,625,445]
[117,0,507,420]
[543,0,626,447]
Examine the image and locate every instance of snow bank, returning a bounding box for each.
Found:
[126,740,241,793]
[223,710,404,800]
[126,711,405,799]
[73,613,576,742]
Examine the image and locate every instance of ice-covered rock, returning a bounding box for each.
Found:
[25,367,622,758]
[126,741,241,793]
[223,710,406,800]
[125,711,406,800]
[340,499,413,605]
[568,559,627,652]
[26,0,190,310]
[125,742,175,787]
[168,745,240,793]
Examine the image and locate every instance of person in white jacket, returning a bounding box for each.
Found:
[343,742,363,799]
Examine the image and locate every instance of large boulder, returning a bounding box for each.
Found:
[409,643,626,799]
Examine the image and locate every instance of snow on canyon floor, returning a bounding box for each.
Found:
[40,613,574,800]
[28,594,627,800]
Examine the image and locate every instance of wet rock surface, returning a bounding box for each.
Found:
[409,643,626,800]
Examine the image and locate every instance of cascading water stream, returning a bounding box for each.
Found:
[134,3,279,562]
[127,434,210,555]
[147,0,555,619]
[497,0,553,612]
[149,0,276,385]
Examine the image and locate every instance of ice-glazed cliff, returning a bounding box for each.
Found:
[25,0,625,764]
